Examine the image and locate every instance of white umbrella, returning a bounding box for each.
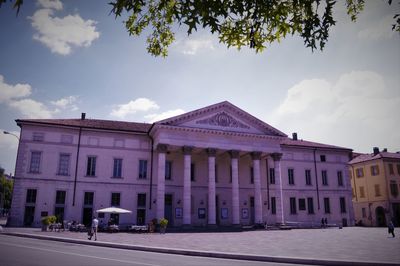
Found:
[96,207,132,214]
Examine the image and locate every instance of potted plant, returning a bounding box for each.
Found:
[159,218,168,234]
[41,215,56,231]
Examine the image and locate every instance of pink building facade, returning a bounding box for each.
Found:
[9,102,354,228]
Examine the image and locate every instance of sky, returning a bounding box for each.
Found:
[0,0,399,175]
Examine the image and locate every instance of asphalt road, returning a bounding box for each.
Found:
[0,235,306,266]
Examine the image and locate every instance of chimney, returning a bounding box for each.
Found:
[81,113,86,120]
[292,132,298,141]
[373,147,379,155]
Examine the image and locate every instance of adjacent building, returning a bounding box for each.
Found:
[349,148,400,226]
[9,101,354,228]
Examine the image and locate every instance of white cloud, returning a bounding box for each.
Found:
[37,0,62,10]
[0,75,32,102]
[145,109,186,123]
[50,95,78,111]
[110,98,160,119]
[270,71,400,152]
[8,99,53,119]
[30,3,100,55]
[358,15,396,40]
[175,36,215,55]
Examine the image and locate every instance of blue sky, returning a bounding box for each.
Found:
[0,0,399,175]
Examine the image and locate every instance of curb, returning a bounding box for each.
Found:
[2,232,397,266]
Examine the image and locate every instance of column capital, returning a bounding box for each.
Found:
[157,144,168,153]
[229,150,240,159]
[271,152,283,161]
[182,146,193,155]
[251,151,262,160]
[206,148,217,157]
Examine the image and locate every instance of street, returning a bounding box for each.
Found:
[0,235,305,266]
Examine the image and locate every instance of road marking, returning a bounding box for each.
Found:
[0,241,161,266]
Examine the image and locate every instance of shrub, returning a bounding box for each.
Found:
[41,215,57,225]
[159,218,168,227]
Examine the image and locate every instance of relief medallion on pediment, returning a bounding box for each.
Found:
[195,112,250,129]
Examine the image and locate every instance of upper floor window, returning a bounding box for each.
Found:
[111,192,121,206]
[137,193,146,207]
[191,163,195,181]
[250,167,254,184]
[288,168,295,185]
[26,189,37,203]
[32,132,44,142]
[322,170,328,186]
[305,169,312,186]
[269,168,275,184]
[138,160,147,179]
[86,156,96,176]
[55,190,66,205]
[58,154,70,176]
[370,165,379,176]
[390,181,398,197]
[374,184,381,197]
[356,168,364,178]
[389,164,394,175]
[320,155,326,162]
[84,192,94,205]
[337,171,344,186]
[29,151,42,173]
[113,158,123,178]
[359,186,365,198]
[165,160,172,180]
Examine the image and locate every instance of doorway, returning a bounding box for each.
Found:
[23,206,35,226]
[375,206,386,227]
[250,196,255,225]
[164,194,173,226]
[216,195,220,225]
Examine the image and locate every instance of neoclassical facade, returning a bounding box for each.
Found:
[9,101,354,228]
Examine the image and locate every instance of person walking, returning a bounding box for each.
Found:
[88,216,99,241]
[388,221,395,238]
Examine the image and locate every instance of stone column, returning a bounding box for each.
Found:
[183,146,193,226]
[272,153,284,224]
[252,152,263,224]
[230,150,240,225]
[207,148,217,226]
[156,144,168,220]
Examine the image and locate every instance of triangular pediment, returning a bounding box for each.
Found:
[155,101,287,137]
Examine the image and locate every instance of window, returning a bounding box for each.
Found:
[320,155,326,162]
[26,189,37,203]
[271,197,276,214]
[137,193,146,207]
[86,156,96,176]
[29,151,41,173]
[305,169,312,185]
[84,192,94,205]
[370,165,379,176]
[139,160,147,179]
[191,163,195,181]
[58,154,70,176]
[362,208,366,218]
[359,186,365,198]
[55,191,66,204]
[374,184,381,197]
[389,164,394,175]
[111,192,120,206]
[356,168,364,178]
[113,158,122,178]
[61,134,73,144]
[340,197,346,213]
[32,132,44,142]
[290,197,297,214]
[250,167,254,184]
[298,198,306,211]
[288,168,294,185]
[165,161,172,180]
[322,170,328,186]
[390,182,399,197]
[397,164,400,175]
[307,197,314,214]
[337,171,343,186]
[269,168,275,184]
[323,198,330,214]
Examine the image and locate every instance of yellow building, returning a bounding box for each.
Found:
[349,147,400,227]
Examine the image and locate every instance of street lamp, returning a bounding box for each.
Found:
[3,131,19,141]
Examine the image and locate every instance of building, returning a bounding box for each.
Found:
[349,148,400,226]
[9,101,354,228]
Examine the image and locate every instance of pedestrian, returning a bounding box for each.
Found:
[324,218,328,227]
[88,216,99,241]
[388,221,395,238]
[321,218,325,228]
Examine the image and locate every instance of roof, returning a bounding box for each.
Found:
[349,151,400,164]
[16,118,152,133]
[281,138,352,151]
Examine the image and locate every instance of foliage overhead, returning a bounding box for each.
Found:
[0,174,13,210]
[1,0,399,57]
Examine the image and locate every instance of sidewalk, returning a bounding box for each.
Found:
[2,226,399,266]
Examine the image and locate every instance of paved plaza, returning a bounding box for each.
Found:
[1,226,399,265]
